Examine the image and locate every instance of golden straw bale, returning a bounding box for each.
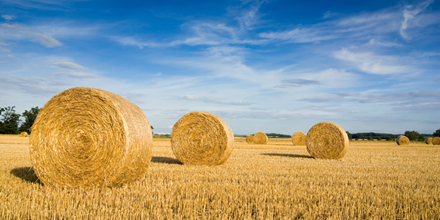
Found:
[253,132,268,144]
[306,122,349,159]
[425,138,433,145]
[171,111,234,165]
[433,137,440,145]
[30,87,153,188]
[19,132,28,137]
[246,135,254,144]
[396,135,410,145]
[292,132,306,146]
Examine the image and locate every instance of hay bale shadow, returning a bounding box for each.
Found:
[151,157,183,165]
[261,153,313,159]
[10,167,42,185]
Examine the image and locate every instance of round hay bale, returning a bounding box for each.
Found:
[396,135,410,145]
[171,111,234,165]
[246,135,254,144]
[30,87,153,188]
[253,132,268,144]
[425,138,433,145]
[19,132,28,137]
[433,137,440,145]
[292,132,306,146]
[306,122,348,159]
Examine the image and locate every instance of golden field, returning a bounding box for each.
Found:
[1,135,439,219]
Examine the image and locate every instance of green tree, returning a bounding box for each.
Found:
[377,137,381,141]
[367,136,372,140]
[346,131,352,139]
[418,135,425,142]
[19,106,41,134]
[404,131,420,141]
[433,129,440,137]
[386,136,392,141]
[0,106,21,134]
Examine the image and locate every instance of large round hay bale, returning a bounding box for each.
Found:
[425,138,433,145]
[396,135,410,145]
[433,137,440,145]
[253,132,268,144]
[171,111,234,165]
[292,132,306,146]
[246,135,254,144]
[30,87,153,188]
[19,132,28,137]
[306,122,349,159]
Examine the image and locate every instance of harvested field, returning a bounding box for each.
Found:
[1,135,440,219]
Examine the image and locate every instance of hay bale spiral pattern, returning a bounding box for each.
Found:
[396,135,410,145]
[171,111,234,165]
[292,132,306,146]
[425,138,433,145]
[306,122,349,159]
[246,135,254,144]
[253,132,268,144]
[30,87,153,188]
[433,137,440,145]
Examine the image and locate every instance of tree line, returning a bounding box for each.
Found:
[0,106,40,134]
[346,130,440,141]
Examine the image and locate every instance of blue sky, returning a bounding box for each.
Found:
[0,0,439,135]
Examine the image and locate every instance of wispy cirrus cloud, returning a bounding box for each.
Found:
[276,79,320,88]
[179,95,253,106]
[354,90,440,113]
[260,0,436,43]
[333,48,409,74]
[53,71,96,78]
[53,61,86,70]
[0,23,62,47]
[1,15,15,20]
[400,0,434,40]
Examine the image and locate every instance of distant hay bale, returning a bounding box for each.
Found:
[373,139,378,141]
[433,137,440,145]
[171,111,234,165]
[246,135,254,144]
[292,132,306,146]
[306,122,349,159]
[351,139,355,141]
[253,132,268,144]
[425,138,433,145]
[396,135,410,145]
[19,132,28,137]
[30,87,153,188]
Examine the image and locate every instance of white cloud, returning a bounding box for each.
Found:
[334,92,359,97]
[179,95,253,106]
[0,23,62,48]
[334,48,409,75]
[53,71,96,78]
[53,61,86,70]
[27,31,62,47]
[259,9,401,43]
[276,79,320,88]
[1,15,15,20]
[400,0,434,40]
[322,11,339,19]
[366,39,403,47]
